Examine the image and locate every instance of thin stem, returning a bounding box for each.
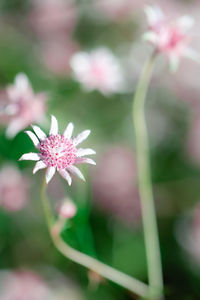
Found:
[40,179,149,299]
[133,51,164,299]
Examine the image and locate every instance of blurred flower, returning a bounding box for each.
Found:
[143,5,198,71]
[94,0,139,22]
[1,73,46,138]
[41,38,79,77]
[0,165,29,212]
[19,115,96,184]
[92,146,141,226]
[0,270,54,300]
[71,48,124,95]
[58,199,77,219]
[29,0,77,39]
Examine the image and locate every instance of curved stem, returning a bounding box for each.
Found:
[133,51,164,299]
[40,180,149,299]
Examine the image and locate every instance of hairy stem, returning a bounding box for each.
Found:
[40,179,149,298]
[133,51,164,299]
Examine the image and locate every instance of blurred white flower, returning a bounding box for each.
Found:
[1,73,46,138]
[0,165,29,212]
[19,115,96,184]
[143,5,199,71]
[71,48,124,95]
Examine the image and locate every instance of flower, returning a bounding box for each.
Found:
[58,199,77,219]
[70,48,124,94]
[143,5,199,71]
[0,165,29,212]
[1,73,46,138]
[19,115,96,184]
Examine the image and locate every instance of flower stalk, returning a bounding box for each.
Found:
[133,51,164,299]
[40,179,149,299]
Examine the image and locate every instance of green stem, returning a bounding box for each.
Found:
[133,51,164,299]
[40,179,149,298]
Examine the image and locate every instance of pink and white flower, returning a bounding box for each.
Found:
[143,5,198,71]
[2,73,46,138]
[70,48,124,94]
[19,115,96,184]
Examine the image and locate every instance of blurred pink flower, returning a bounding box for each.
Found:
[0,165,29,212]
[41,38,79,76]
[94,0,140,22]
[143,5,198,71]
[70,48,124,95]
[29,0,77,39]
[1,73,46,138]
[0,270,53,300]
[92,146,141,226]
[58,199,77,219]
[19,115,96,184]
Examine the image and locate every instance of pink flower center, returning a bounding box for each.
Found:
[39,134,77,169]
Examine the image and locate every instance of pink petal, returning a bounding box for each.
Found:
[25,131,39,148]
[49,115,58,135]
[33,161,47,174]
[19,153,40,161]
[45,166,56,184]
[75,157,96,165]
[58,169,72,185]
[68,165,85,181]
[63,122,74,139]
[77,148,96,157]
[73,130,91,146]
[32,125,46,141]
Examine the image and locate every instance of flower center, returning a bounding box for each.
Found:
[39,134,77,169]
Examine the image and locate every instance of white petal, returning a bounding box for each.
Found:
[77,148,96,157]
[183,47,200,63]
[32,125,46,141]
[49,115,58,135]
[15,73,29,92]
[58,169,72,185]
[6,119,24,139]
[75,157,96,165]
[142,32,157,44]
[19,152,40,161]
[46,167,56,184]
[63,122,74,139]
[33,161,47,174]
[177,15,194,32]
[73,130,91,146]
[68,165,85,181]
[25,131,39,148]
